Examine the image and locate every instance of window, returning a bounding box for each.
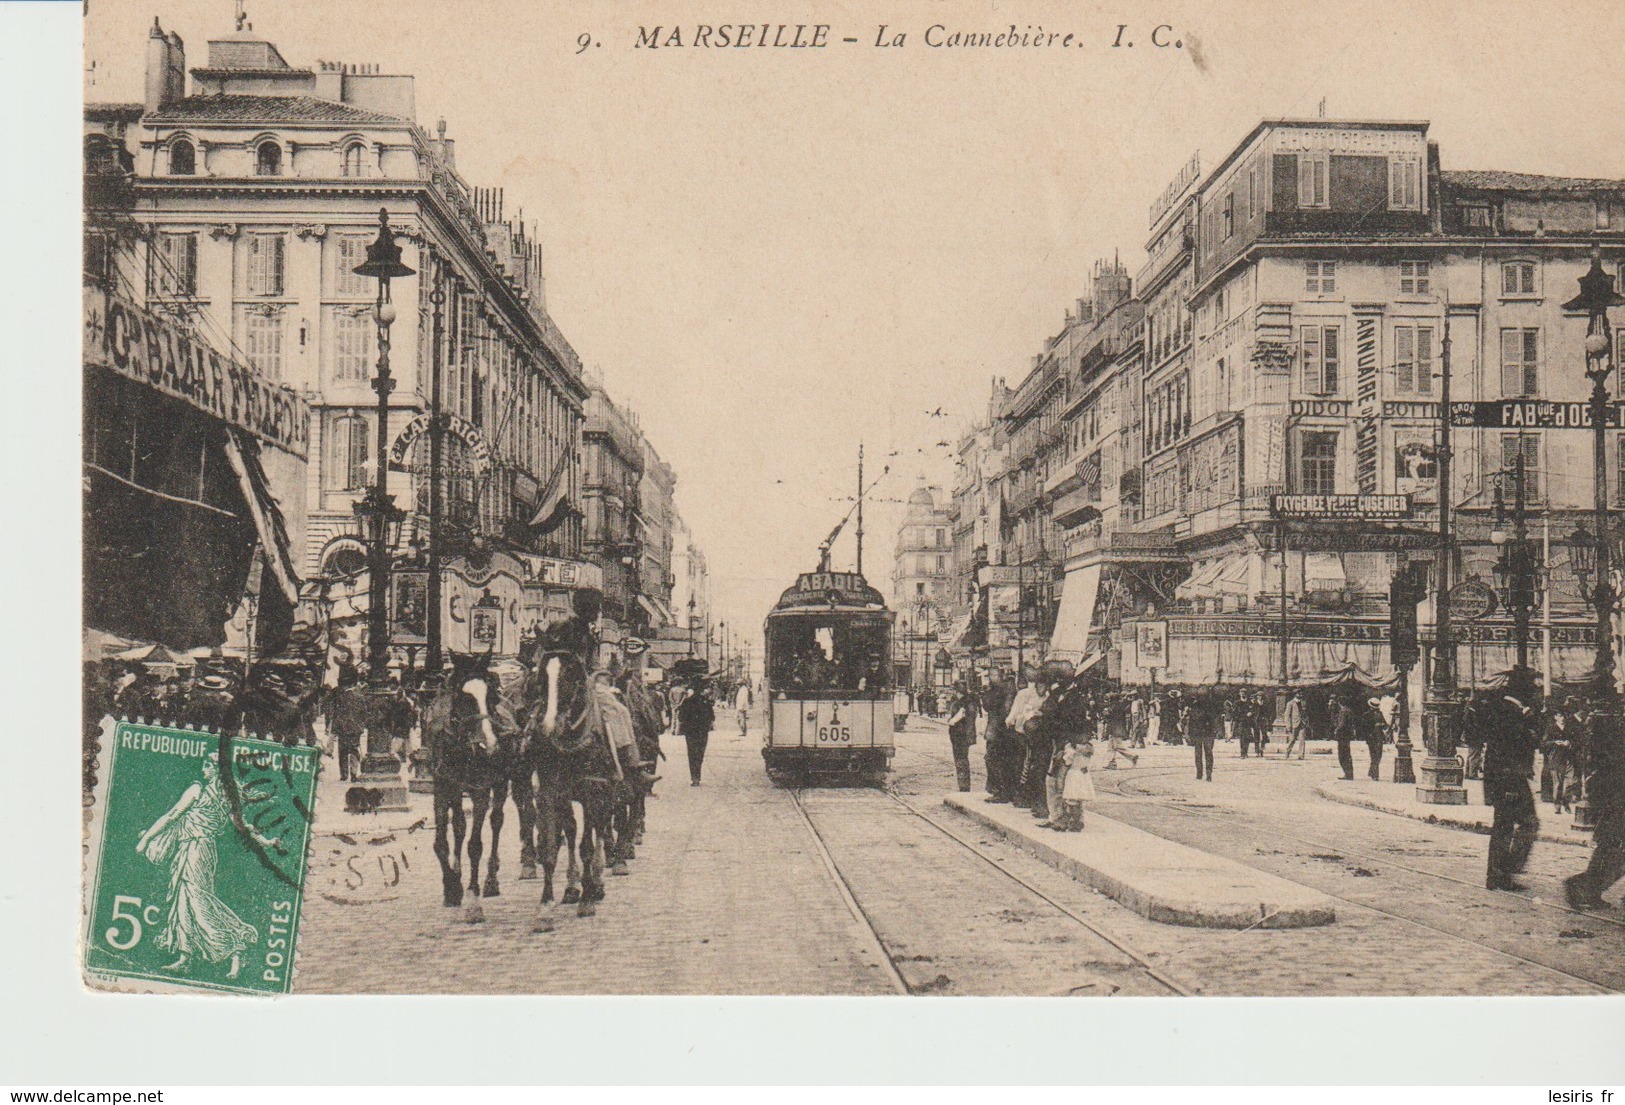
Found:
[247,233,285,296]
[1222,192,1235,239]
[331,309,374,383]
[1500,328,1540,396]
[1501,260,1537,296]
[935,555,946,573]
[1300,324,1341,395]
[1247,164,1259,221]
[1299,431,1338,495]
[1298,152,1328,208]
[1394,325,1436,395]
[1500,433,1541,500]
[1461,205,1492,229]
[1399,261,1430,295]
[1305,261,1336,294]
[1618,436,1625,508]
[169,139,195,176]
[1389,155,1421,210]
[255,140,282,176]
[341,142,366,178]
[244,310,285,380]
[155,231,197,297]
[333,235,372,297]
[326,414,370,491]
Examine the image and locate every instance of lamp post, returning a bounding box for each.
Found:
[1490,454,1537,672]
[1562,246,1625,832]
[352,209,414,688]
[1418,297,1467,804]
[687,594,697,658]
[425,279,446,675]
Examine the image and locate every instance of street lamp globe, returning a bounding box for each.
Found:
[373,300,398,328]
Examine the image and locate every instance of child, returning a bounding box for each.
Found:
[1056,733,1095,832]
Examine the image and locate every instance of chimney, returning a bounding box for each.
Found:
[144,19,181,113]
[166,32,186,104]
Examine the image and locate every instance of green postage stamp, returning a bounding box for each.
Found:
[83,721,320,995]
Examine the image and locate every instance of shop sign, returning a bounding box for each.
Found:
[1449,400,1625,429]
[1448,578,1497,621]
[1271,493,1411,520]
[389,413,492,473]
[1291,399,1352,418]
[1134,621,1168,669]
[83,286,309,458]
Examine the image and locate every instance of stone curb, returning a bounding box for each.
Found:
[1313,783,1594,848]
[943,793,1336,929]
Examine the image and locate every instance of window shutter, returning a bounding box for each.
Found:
[1323,327,1340,392]
[1523,329,1540,394]
[1301,325,1322,393]
[1395,326,1415,392]
[1417,328,1434,395]
[1501,330,1521,395]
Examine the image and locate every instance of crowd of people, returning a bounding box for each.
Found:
[930,661,1622,909]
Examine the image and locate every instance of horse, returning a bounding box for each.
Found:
[517,649,621,926]
[421,655,516,921]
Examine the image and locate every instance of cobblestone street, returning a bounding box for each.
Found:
[293,716,1623,996]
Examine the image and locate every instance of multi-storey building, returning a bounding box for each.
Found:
[1113,118,1625,699]
[890,484,953,688]
[581,380,646,647]
[670,520,710,657]
[639,440,680,636]
[92,17,606,663]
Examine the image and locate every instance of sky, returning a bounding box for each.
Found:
[84,0,1625,651]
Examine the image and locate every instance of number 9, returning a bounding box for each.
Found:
[576,33,592,54]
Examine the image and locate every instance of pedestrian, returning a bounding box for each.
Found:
[1462,695,1486,781]
[324,664,368,781]
[1282,690,1308,760]
[1189,689,1218,782]
[1163,689,1186,746]
[946,681,978,792]
[1331,694,1356,780]
[1254,690,1274,755]
[1482,668,1542,892]
[1101,689,1138,770]
[1007,668,1050,816]
[1235,690,1253,758]
[1565,688,1624,910]
[981,671,1018,802]
[1056,729,1095,832]
[676,678,716,785]
[1362,696,1388,781]
[1146,692,1163,745]
[1543,699,1575,815]
[734,681,752,736]
[1038,673,1087,826]
[1130,692,1148,749]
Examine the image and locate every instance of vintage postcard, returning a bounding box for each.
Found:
[79,0,1625,999]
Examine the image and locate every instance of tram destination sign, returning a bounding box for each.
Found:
[1450,400,1625,429]
[1270,494,1412,521]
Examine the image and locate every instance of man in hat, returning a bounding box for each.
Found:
[1188,689,1219,782]
[325,663,369,781]
[1565,699,1625,910]
[676,677,716,785]
[543,588,604,674]
[1282,690,1308,760]
[1482,667,1542,892]
[981,669,1017,802]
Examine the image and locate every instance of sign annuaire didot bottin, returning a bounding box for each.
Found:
[1450,400,1625,429]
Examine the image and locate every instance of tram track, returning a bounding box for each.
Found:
[785,761,1192,996]
[1097,764,1622,994]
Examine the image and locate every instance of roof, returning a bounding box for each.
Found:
[1443,169,1625,194]
[85,102,144,121]
[1200,118,1430,196]
[146,95,407,126]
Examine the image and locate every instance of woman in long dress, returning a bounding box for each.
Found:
[135,757,279,979]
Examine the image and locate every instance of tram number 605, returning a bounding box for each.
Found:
[817,725,851,744]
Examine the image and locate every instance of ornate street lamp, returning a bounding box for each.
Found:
[352,209,415,687]
[1561,246,1625,831]
[1490,458,1539,672]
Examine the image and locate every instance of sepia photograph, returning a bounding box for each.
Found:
[63,0,1625,1026]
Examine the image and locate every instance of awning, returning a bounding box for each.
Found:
[649,596,674,626]
[1048,564,1101,661]
[1174,558,1227,600]
[1305,553,1347,592]
[944,611,975,648]
[637,594,660,621]
[224,430,301,606]
[1215,555,1254,597]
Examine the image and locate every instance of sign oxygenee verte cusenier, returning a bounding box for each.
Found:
[1270,494,1412,521]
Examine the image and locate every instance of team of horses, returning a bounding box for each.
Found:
[422,646,667,930]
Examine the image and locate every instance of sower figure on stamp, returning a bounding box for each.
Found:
[1481,667,1543,893]
[136,755,282,980]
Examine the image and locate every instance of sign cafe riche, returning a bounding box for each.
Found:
[83,286,310,458]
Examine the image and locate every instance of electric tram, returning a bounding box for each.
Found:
[761,568,895,781]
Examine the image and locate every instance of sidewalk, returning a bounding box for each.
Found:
[1315,777,1594,848]
[943,793,1337,929]
[311,763,435,836]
